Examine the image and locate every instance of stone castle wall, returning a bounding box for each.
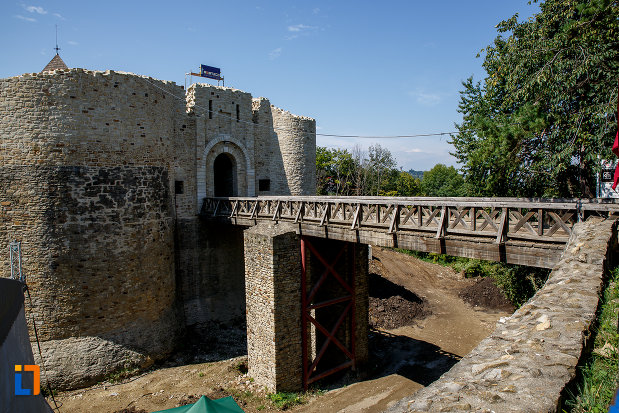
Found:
[0,67,315,389]
[271,107,316,195]
[0,69,187,388]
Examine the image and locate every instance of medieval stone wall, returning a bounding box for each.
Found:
[251,98,288,195]
[0,69,187,388]
[187,84,256,200]
[176,219,246,327]
[271,107,316,196]
[0,67,316,390]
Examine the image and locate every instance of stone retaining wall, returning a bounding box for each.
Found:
[386,216,618,413]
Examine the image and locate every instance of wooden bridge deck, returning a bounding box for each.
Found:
[201,196,619,268]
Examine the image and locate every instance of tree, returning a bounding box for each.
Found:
[395,171,422,196]
[367,144,397,196]
[421,164,466,197]
[315,147,358,195]
[451,0,619,197]
[316,145,418,196]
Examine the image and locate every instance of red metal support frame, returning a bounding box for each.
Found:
[301,236,356,389]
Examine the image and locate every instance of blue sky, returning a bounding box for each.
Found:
[1,1,540,171]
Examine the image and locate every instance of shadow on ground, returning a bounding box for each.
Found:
[368,329,461,386]
[162,319,247,367]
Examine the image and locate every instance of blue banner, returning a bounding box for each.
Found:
[200,65,221,80]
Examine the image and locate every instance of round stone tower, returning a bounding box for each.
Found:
[0,68,185,389]
[271,106,317,195]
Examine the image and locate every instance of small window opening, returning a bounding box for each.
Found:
[236,104,240,122]
[259,179,271,192]
[208,100,213,119]
[175,181,184,195]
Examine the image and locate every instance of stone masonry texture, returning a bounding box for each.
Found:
[244,223,369,392]
[244,222,303,392]
[0,67,315,389]
[386,216,619,413]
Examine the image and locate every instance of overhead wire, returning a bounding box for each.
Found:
[139,76,468,140]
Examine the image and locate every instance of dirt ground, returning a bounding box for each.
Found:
[51,248,514,413]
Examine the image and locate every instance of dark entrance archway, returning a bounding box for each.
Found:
[214,153,236,197]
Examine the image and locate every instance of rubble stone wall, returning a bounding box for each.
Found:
[0,69,185,389]
[386,216,618,413]
[0,67,316,390]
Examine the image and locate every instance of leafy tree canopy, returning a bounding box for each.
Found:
[451,0,619,197]
[422,164,466,197]
[315,145,422,197]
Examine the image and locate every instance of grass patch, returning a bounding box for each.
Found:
[393,249,549,307]
[563,267,619,412]
[267,390,324,410]
[103,364,140,384]
[268,392,305,409]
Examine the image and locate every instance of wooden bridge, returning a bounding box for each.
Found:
[201,196,619,269]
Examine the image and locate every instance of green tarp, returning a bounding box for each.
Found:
[152,396,245,413]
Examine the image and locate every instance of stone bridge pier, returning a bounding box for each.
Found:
[243,222,368,391]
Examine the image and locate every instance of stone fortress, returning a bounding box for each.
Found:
[0,59,316,389]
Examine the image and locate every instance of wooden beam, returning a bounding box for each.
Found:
[436,206,447,239]
[295,201,304,223]
[351,204,361,229]
[389,205,400,234]
[496,207,508,244]
[320,202,330,226]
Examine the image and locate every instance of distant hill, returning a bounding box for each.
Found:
[407,169,425,180]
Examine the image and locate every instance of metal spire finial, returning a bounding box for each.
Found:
[54,24,60,55]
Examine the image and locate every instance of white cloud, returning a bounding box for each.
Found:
[312,8,320,14]
[404,148,425,153]
[52,12,65,20]
[269,47,282,60]
[410,91,442,107]
[25,5,47,14]
[287,24,314,32]
[15,14,37,22]
[67,40,78,46]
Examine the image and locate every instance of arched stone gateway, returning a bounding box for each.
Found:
[198,135,255,201]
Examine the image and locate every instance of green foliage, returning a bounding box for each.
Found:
[395,249,549,307]
[395,171,421,197]
[421,164,466,197]
[267,392,306,410]
[103,362,140,384]
[451,0,619,197]
[564,268,619,412]
[315,145,422,197]
[316,146,357,195]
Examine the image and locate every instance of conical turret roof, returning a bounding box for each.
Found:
[41,54,68,72]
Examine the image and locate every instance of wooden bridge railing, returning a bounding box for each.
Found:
[201,196,619,245]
